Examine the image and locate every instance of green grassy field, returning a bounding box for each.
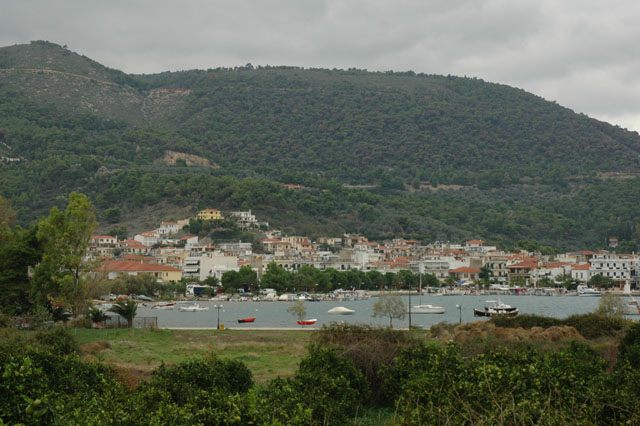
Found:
[72,328,312,382]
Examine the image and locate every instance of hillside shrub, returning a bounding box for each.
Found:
[32,326,79,355]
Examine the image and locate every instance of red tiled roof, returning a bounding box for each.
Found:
[450,267,482,273]
[508,261,538,269]
[91,235,116,239]
[545,262,570,268]
[572,263,591,270]
[465,239,485,245]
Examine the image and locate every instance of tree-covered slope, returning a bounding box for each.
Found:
[1,41,639,250]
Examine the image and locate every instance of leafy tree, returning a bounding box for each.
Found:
[0,225,42,314]
[261,262,292,291]
[108,299,138,328]
[33,192,97,315]
[221,270,241,291]
[287,300,307,322]
[104,207,121,223]
[596,294,625,318]
[373,293,406,328]
[237,266,258,291]
[203,276,220,287]
[589,274,615,289]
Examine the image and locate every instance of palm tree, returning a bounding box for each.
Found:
[108,300,137,328]
[87,306,109,325]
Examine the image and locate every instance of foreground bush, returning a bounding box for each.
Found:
[492,312,628,339]
[390,340,639,425]
[312,323,418,404]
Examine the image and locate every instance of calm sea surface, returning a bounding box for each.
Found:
[135,295,616,329]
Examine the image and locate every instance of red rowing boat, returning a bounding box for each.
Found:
[237,317,256,323]
[297,318,317,325]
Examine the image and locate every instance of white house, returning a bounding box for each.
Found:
[158,222,180,235]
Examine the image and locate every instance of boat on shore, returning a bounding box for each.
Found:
[297,318,317,325]
[237,317,256,323]
[474,299,518,317]
[328,306,355,315]
[410,304,445,314]
[577,285,601,297]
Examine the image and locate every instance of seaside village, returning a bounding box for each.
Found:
[88,208,639,297]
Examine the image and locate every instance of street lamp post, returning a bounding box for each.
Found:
[456,304,462,324]
[214,304,223,330]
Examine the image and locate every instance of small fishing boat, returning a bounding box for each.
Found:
[179,303,209,312]
[410,304,445,314]
[328,306,355,315]
[237,317,256,323]
[473,299,518,317]
[152,301,175,310]
[297,318,317,325]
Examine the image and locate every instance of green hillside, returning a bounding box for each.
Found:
[1,40,639,250]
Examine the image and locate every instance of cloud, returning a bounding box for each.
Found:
[1,0,640,131]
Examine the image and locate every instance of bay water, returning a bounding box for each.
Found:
[136,295,610,330]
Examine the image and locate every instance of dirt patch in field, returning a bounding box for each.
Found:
[81,340,112,355]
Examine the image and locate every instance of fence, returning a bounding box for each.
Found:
[104,315,158,329]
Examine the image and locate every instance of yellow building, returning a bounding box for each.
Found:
[197,208,223,221]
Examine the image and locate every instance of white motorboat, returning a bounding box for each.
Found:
[410,304,445,314]
[328,306,355,315]
[179,303,209,312]
[577,285,601,296]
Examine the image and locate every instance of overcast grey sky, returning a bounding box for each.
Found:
[2,0,640,132]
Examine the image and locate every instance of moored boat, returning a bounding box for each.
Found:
[410,304,445,314]
[297,318,317,325]
[328,306,355,315]
[474,299,518,317]
[152,301,175,310]
[179,303,209,312]
[577,285,601,296]
[237,317,256,323]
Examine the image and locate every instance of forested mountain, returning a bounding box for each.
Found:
[2,40,640,250]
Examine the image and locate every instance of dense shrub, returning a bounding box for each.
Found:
[393,341,617,425]
[492,312,627,339]
[564,313,627,339]
[312,323,418,403]
[33,326,79,355]
[144,354,253,405]
[293,343,370,425]
[618,322,640,368]
[254,377,312,425]
[0,344,124,424]
[491,313,563,329]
